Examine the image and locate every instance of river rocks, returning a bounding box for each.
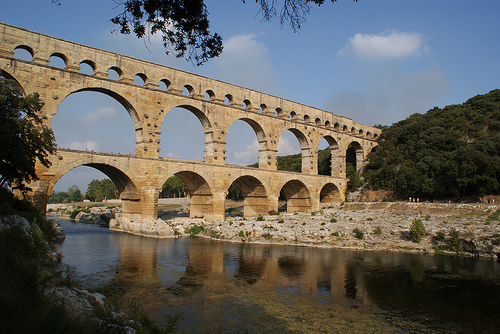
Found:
[50,220,66,241]
[110,215,176,237]
[45,287,136,334]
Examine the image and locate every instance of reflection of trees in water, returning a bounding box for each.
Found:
[235,253,267,285]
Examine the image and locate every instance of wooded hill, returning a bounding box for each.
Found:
[364,89,500,200]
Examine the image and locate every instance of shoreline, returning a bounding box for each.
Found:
[50,201,500,259]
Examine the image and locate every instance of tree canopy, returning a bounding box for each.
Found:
[0,77,56,189]
[53,0,357,65]
[364,89,500,200]
[85,179,119,202]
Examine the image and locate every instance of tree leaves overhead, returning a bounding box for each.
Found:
[109,0,356,65]
[0,78,56,189]
[364,89,500,200]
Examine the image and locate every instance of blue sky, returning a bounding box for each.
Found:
[2,0,499,193]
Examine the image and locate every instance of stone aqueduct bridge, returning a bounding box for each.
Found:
[0,23,381,222]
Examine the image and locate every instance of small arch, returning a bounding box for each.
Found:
[315,118,321,126]
[334,123,340,130]
[374,133,379,139]
[275,107,283,117]
[79,60,95,75]
[343,125,348,132]
[108,67,122,80]
[280,180,311,213]
[204,90,215,101]
[303,115,310,124]
[289,111,297,121]
[133,73,147,86]
[320,183,341,203]
[325,120,331,129]
[351,127,357,134]
[358,129,364,136]
[13,45,34,61]
[259,103,267,114]
[182,85,194,96]
[224,94,233,105]
[48,53,67,69]
[158,79,170,91]
[242,99,251,110]
[347,141,364,171]
[366,131,371,138]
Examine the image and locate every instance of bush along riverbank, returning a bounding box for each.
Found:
[0,188,177,333]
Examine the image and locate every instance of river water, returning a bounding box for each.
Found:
[57,219,500,333]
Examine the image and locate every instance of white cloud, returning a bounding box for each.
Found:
[83,107,116,122]
[66,141,99,151]
[211,33,280,94]
[277,135,300,156]
[166,152,181,159]
[233,139,259,165]
[339,30,428,60]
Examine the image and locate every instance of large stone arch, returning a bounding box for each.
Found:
[280,179,311,213]
[319,183,342,203]
[346,141,364,171]
[165,170,213,220]
[48,160,140,216]
[225,117,268,168]
[227,175,268,218]
[278,128,312,173]
[0,69,25,94]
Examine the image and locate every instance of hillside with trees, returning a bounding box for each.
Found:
[364,89,500,200]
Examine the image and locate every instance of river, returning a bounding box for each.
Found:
[56,219,500,333]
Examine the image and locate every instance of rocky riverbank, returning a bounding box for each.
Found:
[50,201,500,259]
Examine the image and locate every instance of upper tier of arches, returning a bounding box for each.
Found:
[0,22,380,140]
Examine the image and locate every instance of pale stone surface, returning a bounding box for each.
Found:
[0,22,381,224]
[110,215,176,237]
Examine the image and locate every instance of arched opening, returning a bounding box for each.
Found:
[259,104,267,114]
[279,180,311,213]
[315,118,321,126]
[242,99,251,110]
[318,136,339,175]
[158,79,170,91]
[49,163,140,217]
[171,171,212,219]
[204,90,215,101]
[107,67,121,80]
[159,106,208,161]
[225,118,266,167]
[52,90,136,154]
[275,107,283,117]
[277,129,309,173]
[303,115,310,124]
[346,141,363,171]
[48,53,66,69]
[320,183,341,203]
[289,111,297,121]
[325,120,331,129]
[133,73,147,86]
[182,85,193,96]
[79,61,95,75]
[224,94,233,106]
[226,176,268,218]
[13,45,33,61]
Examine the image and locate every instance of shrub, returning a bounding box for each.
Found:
[256,215,264,221]
[320,222,326,226]
[331,231,339,237]
[238,230,245,238]
[268,210,279,215]
[409,219,426,243]
[374,226,382,235]
[353,227,364,239]
[449,228,461,251]
[330,217,337,223]
[277,219,284,224]
[186,225,204,236]
[433,231,446,241]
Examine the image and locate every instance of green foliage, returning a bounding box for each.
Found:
[0,78,56,189]
[69,208,91,220]
[409,219,426,243]
[374,226,382,235]
[330,217,337,223]
[67,184,83,202]
[353,227,364,239]
[48,191,70,204]
[86,178,119,202]
[486,210,500,223]
[449,228,462,252]
[160,175,187,198]
[364,89,500,199]
[186,225,204,236]
[256,215,265,221]
[226,181,242,200]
